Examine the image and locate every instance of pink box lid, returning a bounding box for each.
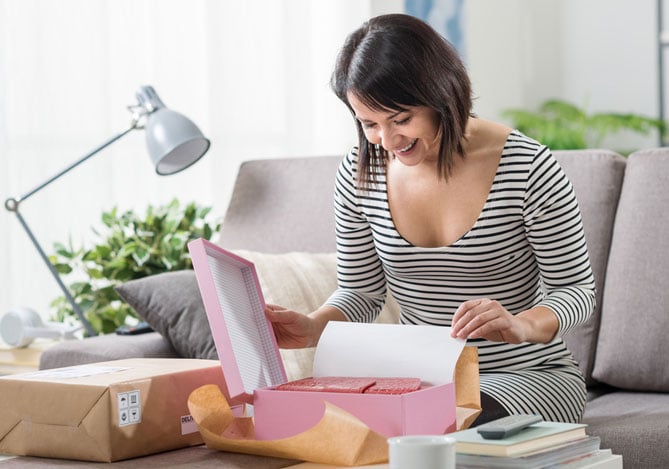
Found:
[187,238,287,404]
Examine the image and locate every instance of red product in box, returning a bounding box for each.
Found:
[188,238,465,440]
[275,377,377,393]
[274,377,422,394]
[366,378,422,394]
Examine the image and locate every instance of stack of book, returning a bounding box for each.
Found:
[448,421,622,468]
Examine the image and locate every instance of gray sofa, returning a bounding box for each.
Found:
[40,149,669,468]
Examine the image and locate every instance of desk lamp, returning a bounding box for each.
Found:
[3,85,210,340]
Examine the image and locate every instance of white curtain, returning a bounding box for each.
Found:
[0,0,403,320]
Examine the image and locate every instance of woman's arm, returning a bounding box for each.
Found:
[452,146,595,344]
[523,147,596,336]
[267,151,391,349]
[324,150,389,323]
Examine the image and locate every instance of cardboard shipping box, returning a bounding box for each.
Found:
[0,358,226,462]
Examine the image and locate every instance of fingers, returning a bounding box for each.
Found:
[265,303,286,313]
[452,299,481,325]
[265,305,295,326]
[264,305,315,349]
[451,298,511,340]
[451,298,485,338]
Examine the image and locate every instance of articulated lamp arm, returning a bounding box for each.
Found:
[4,124,139,337]
[3,85,210,339]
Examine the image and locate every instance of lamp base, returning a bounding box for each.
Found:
[0,307,80,348]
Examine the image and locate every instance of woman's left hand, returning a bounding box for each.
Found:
[450,298,529,344]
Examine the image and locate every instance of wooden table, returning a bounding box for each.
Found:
[0,339,57,375]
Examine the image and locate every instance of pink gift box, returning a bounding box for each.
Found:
[253,381,455,440]
[188,238,460,440]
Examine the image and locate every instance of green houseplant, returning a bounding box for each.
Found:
[502,99,664,153]
[49,199,221,334]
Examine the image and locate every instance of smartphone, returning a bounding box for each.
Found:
[115,321,154,335]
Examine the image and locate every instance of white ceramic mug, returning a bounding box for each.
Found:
[388,434,456,469]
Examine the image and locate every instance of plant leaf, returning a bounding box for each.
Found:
[49,200,219,333]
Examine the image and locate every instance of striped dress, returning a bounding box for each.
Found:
[325,131,595,423]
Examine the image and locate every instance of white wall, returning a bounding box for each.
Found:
[559,0,659,150]
[466,0,563,120]
[0,0,661,326]
[467,0,660,150]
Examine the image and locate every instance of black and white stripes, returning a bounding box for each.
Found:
[325,131,595,422]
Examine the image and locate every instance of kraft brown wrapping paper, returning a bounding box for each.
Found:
[187,346,480,466]
[188,384,389,466]
[455,346,482,430]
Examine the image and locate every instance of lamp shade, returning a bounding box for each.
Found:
[135,85,210,176]
[146,108,211,175]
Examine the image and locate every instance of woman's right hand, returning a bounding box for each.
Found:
[265,304,348,349]
[265,304,319,349]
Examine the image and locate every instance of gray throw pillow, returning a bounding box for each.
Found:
[115,270,217,360]
[591,149,669,391]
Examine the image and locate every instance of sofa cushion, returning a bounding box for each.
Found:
[39,331,178,370]
[553,150,626,386]
[116,251,400,382]
[592,148,669,391]
[218,156,342,253]
[583,391,669,467]
[115,270,217,360]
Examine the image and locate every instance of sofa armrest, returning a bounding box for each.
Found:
[39,332,179,370]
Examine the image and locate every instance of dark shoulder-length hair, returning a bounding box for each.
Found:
[330,13,472,187]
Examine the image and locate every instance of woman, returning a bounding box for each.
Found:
[265,13,595,424]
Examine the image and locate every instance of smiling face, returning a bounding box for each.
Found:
[347,92,442,167]
[332,15,472,185]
